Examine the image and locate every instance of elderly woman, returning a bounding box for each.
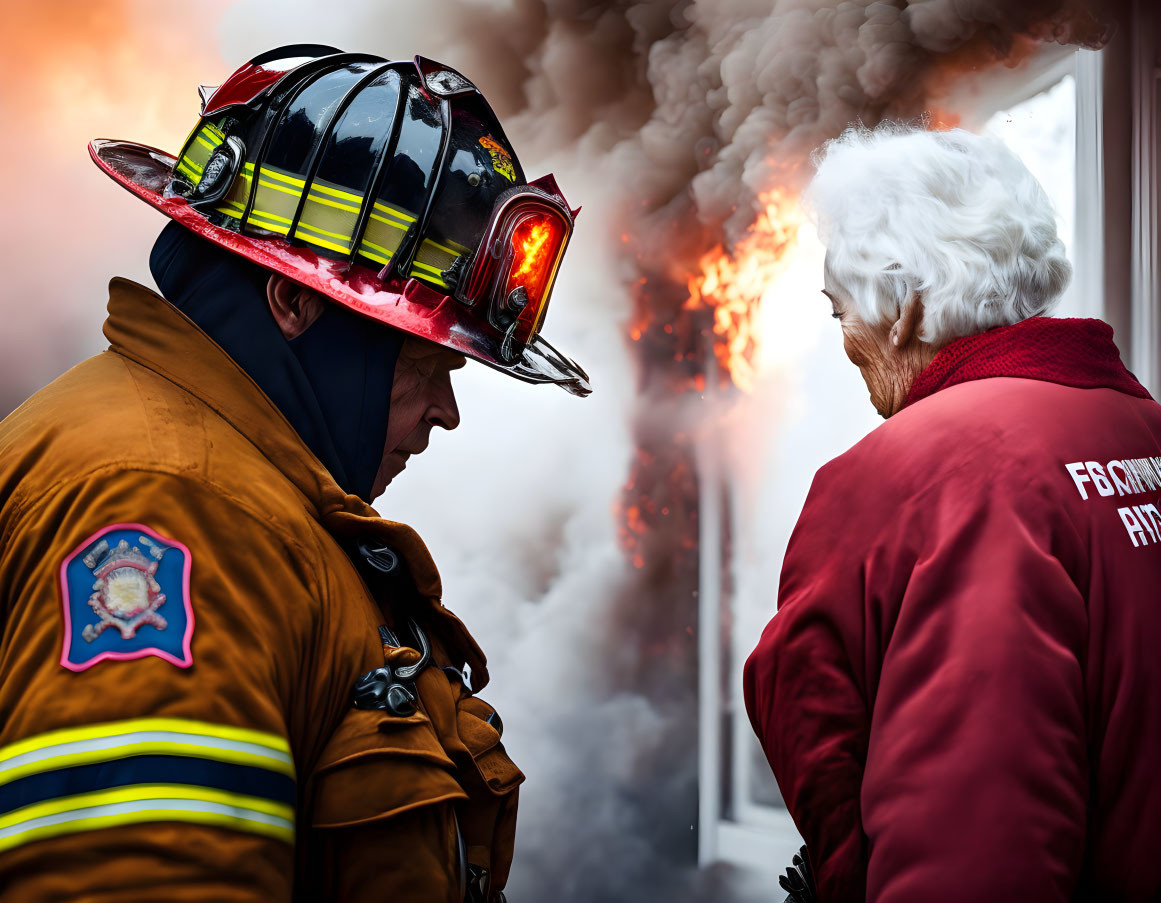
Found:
[744,125,1161,903]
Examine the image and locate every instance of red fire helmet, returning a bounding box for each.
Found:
[90,44,591,396]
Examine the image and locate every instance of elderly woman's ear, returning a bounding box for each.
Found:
[889,290,925,349]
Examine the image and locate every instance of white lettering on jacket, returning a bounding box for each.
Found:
[1065,456,1161,548]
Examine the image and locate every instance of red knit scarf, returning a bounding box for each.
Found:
[902,316,1152,410]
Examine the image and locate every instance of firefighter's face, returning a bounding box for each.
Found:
[373,337,465,497]
[823,258,937,418]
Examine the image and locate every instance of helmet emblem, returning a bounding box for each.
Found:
[479,136,516,182]
[425,68,472,95]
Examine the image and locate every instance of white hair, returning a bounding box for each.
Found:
[803,123,1072,345]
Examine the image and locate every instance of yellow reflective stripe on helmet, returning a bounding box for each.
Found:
[359,237,394,259]
[174,121,206,177]
[372,201,416,223]
[407,236,471,290]
[306,191,361,215]
[179,121,202,153]
[356,248,391,266]
[409,260,450,287]
[369,211,408,232]
[176,160,202,181]
[295,220,353,245]
[251,207,293,226]
[297,233,352,255]
[260,166,307,188]
[247,213,292,235]
[423,237,463,259]
[169,142,454,277]
[256,178,302,200]
[410,259,445,277]
[255,209,293,226]
[309,181,364,204]
[416,239,459,270]
[173,117,232,189]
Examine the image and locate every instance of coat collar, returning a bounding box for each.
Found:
[902,316,1153,410]
[102,278,488,683]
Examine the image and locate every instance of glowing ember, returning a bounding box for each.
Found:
[684,187,804,392]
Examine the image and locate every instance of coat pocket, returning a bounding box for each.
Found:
[455,697,524,797]
[310,706,469,829]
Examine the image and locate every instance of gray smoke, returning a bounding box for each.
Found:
[215,3,1113,901]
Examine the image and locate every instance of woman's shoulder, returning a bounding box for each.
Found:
[818,377,1082,506]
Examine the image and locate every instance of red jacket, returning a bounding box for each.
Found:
[743,317,1161,903]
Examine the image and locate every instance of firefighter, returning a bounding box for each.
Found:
[745,124,1161,902]
[0,45,589,902]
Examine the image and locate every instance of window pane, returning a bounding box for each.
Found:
[985,75,1081,316]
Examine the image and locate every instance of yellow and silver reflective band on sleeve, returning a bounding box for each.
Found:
[0,718,295,852]
[174,120,228,184]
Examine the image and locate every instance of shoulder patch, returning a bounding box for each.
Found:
[60,523,194,672]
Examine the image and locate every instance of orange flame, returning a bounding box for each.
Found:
[512,216,555,282]
[685,188,804,392]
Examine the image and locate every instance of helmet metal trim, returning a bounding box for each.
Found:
[385,96,453,282]
[285,61,396,245]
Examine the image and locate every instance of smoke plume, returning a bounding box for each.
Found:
[0,0,234,417]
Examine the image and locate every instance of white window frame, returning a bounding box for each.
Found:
[1131,16,1160,395]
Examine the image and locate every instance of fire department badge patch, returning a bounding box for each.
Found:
[60,523,194,672]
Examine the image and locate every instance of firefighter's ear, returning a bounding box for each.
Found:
[267,274,326,340]
[889,289,924,350]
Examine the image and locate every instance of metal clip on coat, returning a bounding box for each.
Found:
[351,621,431,716]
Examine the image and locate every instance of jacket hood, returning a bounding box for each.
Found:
[149,220,403,501]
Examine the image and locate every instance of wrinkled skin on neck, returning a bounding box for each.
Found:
[823,263,941,419]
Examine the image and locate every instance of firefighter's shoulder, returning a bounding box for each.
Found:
[0,465,327,896]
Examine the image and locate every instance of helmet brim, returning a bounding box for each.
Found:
[90,138,591,397]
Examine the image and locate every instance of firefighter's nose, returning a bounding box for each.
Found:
[428,383,461,432]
